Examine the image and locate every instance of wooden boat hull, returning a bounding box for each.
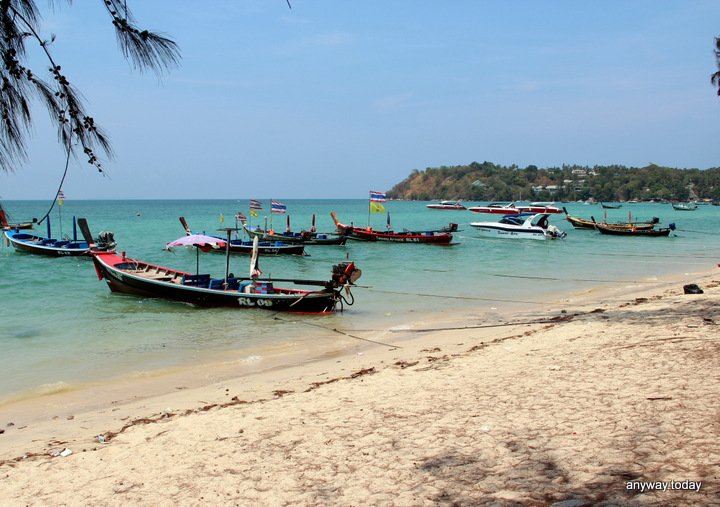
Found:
[243,226,347,245]
[331,213,455,244]
[595,225,672,237]
[177,218,306,254]
[4,230,92,256]
[90,251,349,313]
[225,240,305,255]
[562,208,657,230]
[0,208,34,230]
[342,229,453,243]
[565,215,655,230]
[2,222,34,230]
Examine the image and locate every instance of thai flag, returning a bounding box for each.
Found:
[250,200,262,209]
[271,201,287,213]
[236,212,247,222]
[369,191,386,202]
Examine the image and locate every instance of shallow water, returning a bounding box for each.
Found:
[1,199,719,404]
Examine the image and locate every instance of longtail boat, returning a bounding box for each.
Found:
[594,223,674,237]
[180,217,305,255]
[0,205,34,230]
[242,213,346,245]
[3,216,115,256]
[331,212,456,244]
[80,219,360,314]
[563,208,657,230]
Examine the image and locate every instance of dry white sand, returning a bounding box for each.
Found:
[1,269,719,506]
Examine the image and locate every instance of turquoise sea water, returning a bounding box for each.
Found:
[1,199,719,405]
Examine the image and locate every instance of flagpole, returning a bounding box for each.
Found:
[58,200,63,239]
[367,195,371,228]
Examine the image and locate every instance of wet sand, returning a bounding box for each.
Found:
[1,268,719,506]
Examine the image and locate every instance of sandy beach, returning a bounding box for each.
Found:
[1,268,719,506]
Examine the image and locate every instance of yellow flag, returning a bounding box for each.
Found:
[220,213,225,223]
[250,209,258,217]
[369,201,385,214]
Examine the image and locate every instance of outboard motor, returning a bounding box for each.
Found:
[96,231,117,251]
[330,261,361,288]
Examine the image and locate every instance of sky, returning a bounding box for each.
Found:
[2,0,720,200]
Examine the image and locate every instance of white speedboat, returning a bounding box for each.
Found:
[516,202,563,213]
[468,202,519,214]
[470,213,566,240]
[426,201,466,210]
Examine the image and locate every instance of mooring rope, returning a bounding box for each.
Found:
[365,288,546,304]
[272,315,402,349]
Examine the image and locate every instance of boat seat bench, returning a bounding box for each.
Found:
[181,274,211,287]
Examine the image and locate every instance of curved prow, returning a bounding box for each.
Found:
[179,217,192,235]
[330,211,340,227]
[77,218,97,249]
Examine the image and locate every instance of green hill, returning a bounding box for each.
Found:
[386,162,720,202]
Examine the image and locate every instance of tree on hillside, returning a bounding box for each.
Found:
[0,1,180,175]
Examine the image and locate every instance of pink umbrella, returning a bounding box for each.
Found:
[166,234,226,251]
[166,234,227,275]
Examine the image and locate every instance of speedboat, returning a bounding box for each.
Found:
[426,201,466,210]
[470,213,566,240]
[468,202,519,214]
[516,202,563,213]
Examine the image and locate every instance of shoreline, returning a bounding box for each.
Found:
[0,267,714,444]
[1,263,706,427]
[1,265,719,504]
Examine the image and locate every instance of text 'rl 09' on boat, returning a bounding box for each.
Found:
[79,219,361,314]
[331,212,457,244]
[3,215,116,256]
[470,213,567,240]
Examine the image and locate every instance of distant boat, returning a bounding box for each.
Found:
[426,201,466,210]
[468,202,519,214]
[0,205,34,230]
[331,212,456,244]
[672,203,698,211]
[563,208,658,230]
[179,217,305,255]
[594,223,675,237]
[470,213,566,240]
[3,216,115,256]
[516,202,563,214]
[601,202,622,209]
